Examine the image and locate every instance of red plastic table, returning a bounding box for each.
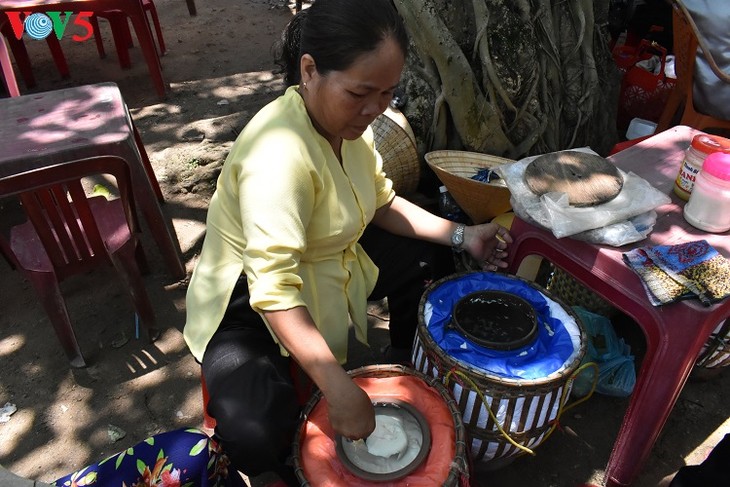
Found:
[505,125,730,487]
[0,0,167,98]
[0,82,185,279]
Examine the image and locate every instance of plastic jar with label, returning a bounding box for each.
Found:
[673,134,730,200]
[684,152,730,233]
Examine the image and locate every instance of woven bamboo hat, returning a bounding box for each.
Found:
[372,107,420,195]
[425,150,513,224]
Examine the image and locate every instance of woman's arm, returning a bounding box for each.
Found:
[262,307,375,440]
[371,195,513,269]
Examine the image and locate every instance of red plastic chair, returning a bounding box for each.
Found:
[0,29,19,97]
[0,156,158,368]
[656,1,730,133]
[0,17,70,90]
[91,0,166,70]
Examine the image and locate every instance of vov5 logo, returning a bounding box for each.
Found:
[5,11,94,42]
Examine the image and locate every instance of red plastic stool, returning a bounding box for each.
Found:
[200,373,216,432]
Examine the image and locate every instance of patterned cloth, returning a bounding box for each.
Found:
[52,428,244,487]
[623,240,730,306]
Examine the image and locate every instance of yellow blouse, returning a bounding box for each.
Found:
[184,86,395,363]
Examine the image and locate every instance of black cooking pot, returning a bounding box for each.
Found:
[451,290,538,351]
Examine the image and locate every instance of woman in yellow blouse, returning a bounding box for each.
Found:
[184,0,512,483]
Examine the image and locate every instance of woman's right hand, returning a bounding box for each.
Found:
[262,307,375,439]
[325,374,375,440]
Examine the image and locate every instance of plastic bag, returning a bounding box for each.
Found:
[573,210,658,247]
[571,307,636,398]
[495,148,671,245]
[615,40,677,129]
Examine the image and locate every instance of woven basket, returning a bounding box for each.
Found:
[696,320,730,369]
[425,150,513,224]
[546,267,618,318]
[413,271,587,468]
[372,107,420,196]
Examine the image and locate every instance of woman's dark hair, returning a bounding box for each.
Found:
[274,0,408,86]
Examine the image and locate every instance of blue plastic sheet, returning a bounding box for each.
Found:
[424,273,578,380]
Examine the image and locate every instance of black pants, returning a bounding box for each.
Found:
[669,433,730,487]
[201,225,452,479]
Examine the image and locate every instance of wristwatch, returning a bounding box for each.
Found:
[451,223,465,252]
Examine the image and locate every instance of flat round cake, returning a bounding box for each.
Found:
[524,151,623,206]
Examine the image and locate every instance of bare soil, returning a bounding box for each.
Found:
[1,1,728,486]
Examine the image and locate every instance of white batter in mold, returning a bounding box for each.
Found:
[342,405,425,475]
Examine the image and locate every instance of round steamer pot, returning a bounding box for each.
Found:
[451,290,538,351]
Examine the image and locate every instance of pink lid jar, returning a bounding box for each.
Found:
[684,152,730,232]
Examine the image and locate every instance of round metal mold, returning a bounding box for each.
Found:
[451,290,538,351]
[335,399,431,482]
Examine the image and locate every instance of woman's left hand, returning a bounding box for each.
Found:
[462,223,513,271]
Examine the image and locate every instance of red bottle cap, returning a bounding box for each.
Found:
[690,134,730,155]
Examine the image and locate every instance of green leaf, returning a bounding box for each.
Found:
[77,471,97,486]
[189,438,207,456]
[92,184,112,200]
[136,459,146,475]
[115,452,126,470]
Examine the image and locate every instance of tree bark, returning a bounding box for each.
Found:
[394,0,620,162]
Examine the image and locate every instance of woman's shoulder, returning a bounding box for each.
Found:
[223,87,322,175]
[244,87,310,137]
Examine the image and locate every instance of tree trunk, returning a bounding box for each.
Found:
[394,0,620,162]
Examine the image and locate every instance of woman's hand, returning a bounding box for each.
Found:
[263,308,375,440]
[463,223,513,271]
[325,373,375,440]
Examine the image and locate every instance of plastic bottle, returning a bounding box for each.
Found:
[684,152,730,233]
[438,185,469,223]
[673,134,730,200]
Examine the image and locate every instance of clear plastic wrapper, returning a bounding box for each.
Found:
[495,148,671,246]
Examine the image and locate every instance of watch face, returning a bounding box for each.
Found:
[451,225,464,247]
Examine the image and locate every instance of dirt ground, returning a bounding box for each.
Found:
[1,1,728,486]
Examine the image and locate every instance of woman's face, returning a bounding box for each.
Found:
[300,36,405,148]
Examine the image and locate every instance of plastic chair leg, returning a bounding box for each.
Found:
[27,270,86,368]
[145,2,166,55]
[4,33,36,88]
[134,239,150,276]
[0,234,18,269]
[107,13,132,69]
[109,239,158,342]
[186,0,197,16]
[45,34,69,79]
[91,15,107,59]
[133,124,165,202]
[0,35,19,97]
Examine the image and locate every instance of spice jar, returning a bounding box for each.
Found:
[684,152,730,233]
[673,134,730,200]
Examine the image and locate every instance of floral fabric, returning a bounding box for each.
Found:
[623,240,730,306]
[52,428,244,487]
